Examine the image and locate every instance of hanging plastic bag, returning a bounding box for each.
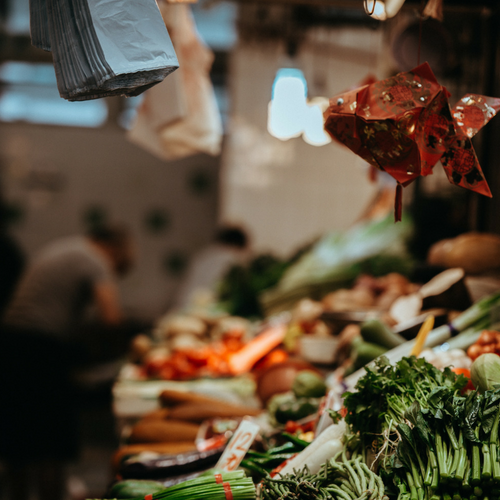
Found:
[127,2,223,160]
[30,0,179,101]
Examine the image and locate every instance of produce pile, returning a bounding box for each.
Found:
[468,331,500,361]
[95,470,255,500]
[262,354,500,500]
[105,347,500,500]
[114,389,261,469]
[127,314,288,381]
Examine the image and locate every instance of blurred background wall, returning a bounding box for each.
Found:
[220,22,383,255]
[1,0,500,320]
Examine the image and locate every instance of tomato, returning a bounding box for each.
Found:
[451,367,475,392]
[284,420,301,433]
[145,356,169,377]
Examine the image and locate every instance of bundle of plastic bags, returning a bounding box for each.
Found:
[30,0,179,101]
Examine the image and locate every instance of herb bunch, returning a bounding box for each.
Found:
[339,356,468,457]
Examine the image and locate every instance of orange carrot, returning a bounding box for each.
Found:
[227,324,287,375]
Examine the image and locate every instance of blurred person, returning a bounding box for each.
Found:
[0,224,135,500]
[174,225,250,310]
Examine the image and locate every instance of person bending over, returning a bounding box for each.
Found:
[0,224,134,500]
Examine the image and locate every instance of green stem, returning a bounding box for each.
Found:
[483,443,492,480]
[492,443,500,483]
[437,433,450,479]
[425,457,433,487]
[447,425,460,451]
[490,406,500,482]
[462,461,472,494]
[411,457,423,489]
[455,448,469,482]
[407,471,418,500]
[431,468,439,490]
[451,449,461,477]
[472,444,481,485]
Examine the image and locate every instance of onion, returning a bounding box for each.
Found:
[477,330,499,346]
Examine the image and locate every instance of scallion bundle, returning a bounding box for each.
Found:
[89,471,256,500]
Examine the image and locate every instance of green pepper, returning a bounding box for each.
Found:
[282,432,310,449]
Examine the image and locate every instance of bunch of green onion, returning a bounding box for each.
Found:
[151,471,255,500]
[92,471,256,500]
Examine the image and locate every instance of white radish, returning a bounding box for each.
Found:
[278,420,345,476]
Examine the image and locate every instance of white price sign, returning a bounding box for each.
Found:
[216,419,260,471]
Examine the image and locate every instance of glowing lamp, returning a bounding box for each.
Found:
[364,0,406,20]
[268,69,331,146]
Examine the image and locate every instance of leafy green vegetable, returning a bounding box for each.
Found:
[471,353,500,393]
[342,356,467,444]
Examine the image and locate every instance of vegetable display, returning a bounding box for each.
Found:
[261,454,388,500]
[92,471,255,500]
[330,354,500,500]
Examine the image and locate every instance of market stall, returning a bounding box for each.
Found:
[107,209,500,490]
[3,0,500,500]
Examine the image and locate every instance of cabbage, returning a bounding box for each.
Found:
[471,353,500,393]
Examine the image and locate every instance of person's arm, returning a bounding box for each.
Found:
[93,281,123,326]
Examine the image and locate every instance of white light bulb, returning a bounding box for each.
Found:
[303,103,331,147]
[364,0,405,20]
[365,0,387,20]
[267,69,308,141]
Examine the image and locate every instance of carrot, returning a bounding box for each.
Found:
[227,324,287,375]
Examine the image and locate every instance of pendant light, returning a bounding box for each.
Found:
[364,0,406,20]
[268,68,308,141]
[267,68,331,146]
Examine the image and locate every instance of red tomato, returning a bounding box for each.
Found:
[451,367,475,392]
[145,356,168,377]
[284,420,300,433]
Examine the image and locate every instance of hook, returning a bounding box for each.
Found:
[364,0,377,16]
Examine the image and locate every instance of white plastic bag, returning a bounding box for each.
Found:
[127,2,223,160]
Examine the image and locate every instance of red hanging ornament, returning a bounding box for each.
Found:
[324,62,500,220]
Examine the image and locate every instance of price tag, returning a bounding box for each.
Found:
[216,419,260,471]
